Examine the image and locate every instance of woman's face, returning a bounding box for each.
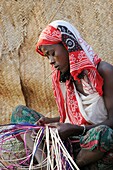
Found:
[40,43,69,73]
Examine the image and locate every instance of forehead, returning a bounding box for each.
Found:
[40,44,56,52]
[40,43,65,52]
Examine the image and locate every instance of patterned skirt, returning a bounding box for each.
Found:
[11,105,113,170]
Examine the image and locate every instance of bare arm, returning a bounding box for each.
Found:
[84,61,113,131]
[36,116,60,126]
[93,61,113,122]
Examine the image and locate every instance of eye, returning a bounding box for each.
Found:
[52,51,55,56]
[44,51,49,57]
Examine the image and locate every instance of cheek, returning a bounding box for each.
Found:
[60,58,69,69]
[55,45,69,63]
[57,51,68,61]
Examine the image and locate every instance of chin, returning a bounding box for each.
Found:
[60,70,65,73]
[61,69,69,74]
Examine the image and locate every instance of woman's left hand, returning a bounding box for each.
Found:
[48,122,75,140]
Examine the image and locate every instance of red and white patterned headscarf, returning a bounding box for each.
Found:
[36,20,103,125]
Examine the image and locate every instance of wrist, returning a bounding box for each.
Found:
[72,124,87,136]
[79,125,86,136]
[49,116,60,123]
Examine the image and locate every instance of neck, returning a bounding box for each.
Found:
[60,70,70,82]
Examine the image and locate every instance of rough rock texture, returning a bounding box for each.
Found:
[0,0,113,124]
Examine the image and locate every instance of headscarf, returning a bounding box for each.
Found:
[36,20,103,125]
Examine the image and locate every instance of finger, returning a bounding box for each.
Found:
[31,134,36,141]
[35,121,43,127]
[31,129,37,137]
[47,122,58,128]
[35,117,43,124]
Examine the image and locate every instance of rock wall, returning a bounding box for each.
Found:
[0,0,113,124]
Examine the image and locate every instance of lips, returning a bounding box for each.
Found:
[54,65,60,70]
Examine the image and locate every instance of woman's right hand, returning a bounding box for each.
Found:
[36,117,52,126]
[36,116,60,126]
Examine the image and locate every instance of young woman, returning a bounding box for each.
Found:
[11,20,113,169]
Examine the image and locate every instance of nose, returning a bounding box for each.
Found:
[48,56,55,65]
